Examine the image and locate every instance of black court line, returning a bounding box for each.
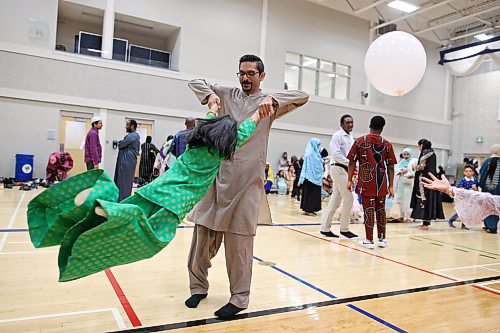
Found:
[109,275,500,333]
[430,243,444,247]
[479,254,497,260]
[410,237,423,241]
[454,248,469,253]
[0,229,29,232]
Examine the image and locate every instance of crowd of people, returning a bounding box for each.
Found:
[266,119,500,244]
[26,54,498,322]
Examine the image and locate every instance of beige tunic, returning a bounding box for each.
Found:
[188,79,309,235]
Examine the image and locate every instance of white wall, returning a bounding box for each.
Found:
[265,0,369,103]
[0,0,58,49]
[65,0,263,79]
[450,70,500,164]
[0,0,454,179]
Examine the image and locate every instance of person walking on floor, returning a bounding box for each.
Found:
[320,114,358,238]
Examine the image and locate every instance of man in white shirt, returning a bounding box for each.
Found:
[320,115,358,238]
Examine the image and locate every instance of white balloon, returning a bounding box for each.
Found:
[364,31,427,96]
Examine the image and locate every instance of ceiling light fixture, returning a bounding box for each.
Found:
[387,1,419,13]
[474,33,494,41]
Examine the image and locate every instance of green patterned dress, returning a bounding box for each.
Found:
[28,116,256,281]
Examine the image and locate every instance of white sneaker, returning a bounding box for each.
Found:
[359,239,375,249]
[378,239,387,248]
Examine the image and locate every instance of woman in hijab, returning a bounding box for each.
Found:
[279,152,290,173]
[395,148,417,222]
[154,135,175,177]
[410,139,445,229]
[298,138,323,216]
[479,144,500,233]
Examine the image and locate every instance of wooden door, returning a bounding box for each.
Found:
[60,115,91,176]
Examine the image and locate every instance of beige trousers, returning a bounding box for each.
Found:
[321,166,354,233]
[187,224,254,308]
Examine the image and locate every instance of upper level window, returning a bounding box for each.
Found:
[284,52,351,101]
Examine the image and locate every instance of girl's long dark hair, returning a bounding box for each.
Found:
[187,115,238,160]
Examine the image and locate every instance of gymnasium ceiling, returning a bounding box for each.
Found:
[306,0,500,47]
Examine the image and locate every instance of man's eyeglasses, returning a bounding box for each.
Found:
[236,71,259,78]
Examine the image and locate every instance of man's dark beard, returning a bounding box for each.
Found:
[241,81,252,92]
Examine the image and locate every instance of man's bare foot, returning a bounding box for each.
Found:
[416,225,429,230]
[95,206,108,218]
[74,188,93,206]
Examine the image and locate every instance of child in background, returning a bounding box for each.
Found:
[448,164,478,229]
[277,170,288,195]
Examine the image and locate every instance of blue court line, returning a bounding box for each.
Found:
[0,229,29,232]
[347,304,407,333]
[253,255,407,332]
[270,223,321,226]
[253,255,337,299]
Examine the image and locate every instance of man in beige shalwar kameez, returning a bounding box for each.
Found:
[186,54,308,318]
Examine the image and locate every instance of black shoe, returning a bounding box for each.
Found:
[461,224,469,230]
[185,293,207,308]
[320,231,339,238]
[340,231,358,238]
[214,302,245,318]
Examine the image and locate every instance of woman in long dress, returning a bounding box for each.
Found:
[395,148,417,222]
[299,138,323,216]
[27,108,262,282]
[410,139,444,229]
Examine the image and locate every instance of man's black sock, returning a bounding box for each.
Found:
[184,293,208,308]
[214,302,245,318]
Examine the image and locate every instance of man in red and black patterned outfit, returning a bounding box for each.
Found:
[347,116,396,249]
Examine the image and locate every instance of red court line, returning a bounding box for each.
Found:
[105,269,142,327]
[284,226,500,296]
[284,226,456,281]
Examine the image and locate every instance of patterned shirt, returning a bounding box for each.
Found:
[347,134,397,197]
[453,187,500,226]
[456,176,478,190]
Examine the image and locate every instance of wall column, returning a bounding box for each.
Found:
[101,0,115,59]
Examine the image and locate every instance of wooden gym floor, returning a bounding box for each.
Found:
[0,188,498,332]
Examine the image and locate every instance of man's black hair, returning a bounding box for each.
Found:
[129,119,137,129]
[369,116,386,131]
[146,136,152,143]
[340,114,353,125]
[187,115,238,160]
[239,54,264,73]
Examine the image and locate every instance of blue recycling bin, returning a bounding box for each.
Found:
[15,154,34,181]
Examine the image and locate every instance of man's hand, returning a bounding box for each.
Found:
[258,96,275,118]
[347,181,354,192]
[388,187,394,198]
[94,163,99,168]
[207,93,221,109]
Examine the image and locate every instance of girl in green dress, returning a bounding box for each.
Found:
[28,108,262,281]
